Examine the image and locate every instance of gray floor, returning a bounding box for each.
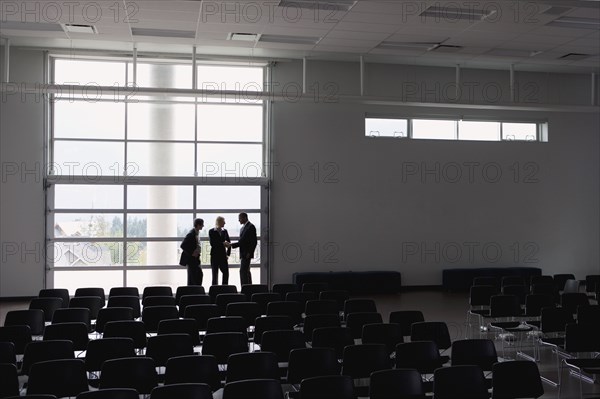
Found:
[1,289,598,398]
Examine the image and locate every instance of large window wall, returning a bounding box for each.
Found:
[47,56,268,292]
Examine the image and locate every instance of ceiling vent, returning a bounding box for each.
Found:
[63,24,96,34]
[547,16,600,29]
[420,5,497,21]
[278,0,357,12]
[131,28,196,39]
[259,34,321,45]
[559,53,591,60]
[228,33,260,42]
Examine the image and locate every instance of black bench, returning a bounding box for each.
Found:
[293,271,402,294]
[442,267,542,291]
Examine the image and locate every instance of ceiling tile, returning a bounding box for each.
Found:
[334,21,400,33]
[341,11,405,25]
[317,37,381,47]
[325,29,391,41]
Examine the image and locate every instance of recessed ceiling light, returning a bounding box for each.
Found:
[259,34,320,45]
[0,21,63,31]
[278,0,356,12]
[228,33,260,42]
[63,24,96,34]
[420,5,497,21]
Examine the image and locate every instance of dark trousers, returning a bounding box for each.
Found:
[211,258,229,285]
[240,257,252,286]
[187,263,203,286]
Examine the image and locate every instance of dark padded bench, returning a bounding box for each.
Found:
[442,267,542,291]
[293,271,401,294]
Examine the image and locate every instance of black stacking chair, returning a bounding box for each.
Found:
[389,310,425,337]
[21,340,75,376]
[142,286,173,301]
[433,365,489,399]
[341,344,390,396]
[253,316,294,346]
[109,287,139,298]
[501,276,525,288]
[554,274,576,292]
[286,347,340,386]
[560,292,589,314]
[301,282,329,294]
[451,339,498,386]
[26,359,89,398]
[69,296,104,321]
[271,284,299,299]
[215,294,248,314]
[158,318,200,346]
[299,375,355,399]
[206,316,247,335]
[179,295,211,317]
[251,293,282,315]
[241,284,269,300]
[473,277,499,289]
[201,332,248,364]
[362,323,404,354]
[107,296,141,319]
[4,309,45,335]
[395,341,445,375]
[346,312,383,339]
[39,288,70,308]
[304,300,338,316]
[150,383,213,399]
[260,329,306,363]
[369,369,426,399]
[142,296,176,307]
[95,307,134,334]
[175,286,206,304]
[29,297,63,322]
[84,338,136,383]
[74,287,106,306]
[492,360,544,398]
[577,304,600,326]
[225,352,280,383]
[302,314,340,342]
[184,304,222,332]
[99,357,158,394]
[343,298,377,317]
[0,325,32,355]
[208,285,237,303]
[102,320,147,350]
[0,341,17,365]
[43,322,90,351]
[226,302,261,328]
[164,355,221,391]
[311,326,354,360]
[141,306,178,333]
[319,290,349,312]
[52,307,92,332]
[146,334,194,367]
[222,379,284,399]
[0,363,19,398]
[266,301,303,325]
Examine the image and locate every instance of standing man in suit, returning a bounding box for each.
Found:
[179,218,204,286]
[209,216,231,285]
[231,212,257,285]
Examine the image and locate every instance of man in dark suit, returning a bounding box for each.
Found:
[179,218,204,286]
[231,213,257,285]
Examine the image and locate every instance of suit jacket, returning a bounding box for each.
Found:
[179,228,200,267]
[232,222,257,259]
[209,228,231,261]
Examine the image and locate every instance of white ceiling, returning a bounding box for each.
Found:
[0,0,599,73]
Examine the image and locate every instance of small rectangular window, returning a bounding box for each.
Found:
[458,121,500,141]
[365,118,408,138]
[413,119,456,140]
[502,123,537,141]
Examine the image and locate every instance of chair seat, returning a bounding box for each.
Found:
[470,309,490,317]
[540,337,565,349]
[490,321,521,330]
[565,359,600,369]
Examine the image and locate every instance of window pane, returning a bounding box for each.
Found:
[52,242,123,266]
[458,121,500,141]
[126,269,187,292]
[54,185,123,209]
[197,65,263,91]
[197,104,263,142]
[54,214,123,238]
[127,143,194,176]
[126,241,181,266]
[197,143,263,178]
[197,186,261,209]
[127,214,192,238]
[53,270,123,294]
[128,103,195,141]
[54,59,126,86]
[127,186,193,210]
[53,141,124,177]
[54,100,125,139]
[198,213,260,238]
[502,123,537,141]
[365,118,408,138]
[130,63,192,89]
[412,119,456,140]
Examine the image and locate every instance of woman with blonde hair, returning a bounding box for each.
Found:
[209,216,231,285]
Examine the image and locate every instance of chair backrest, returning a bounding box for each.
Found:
[77,389,139,399]
[489,295,521,318]
[175,285,206,304]
[410,321,451,350]
[150,383,213,399]
[164,355,221,391]
[109,287,139,298]
[299,375,355,399]
[346,312,383,339]
[451,339,498,370]
[285,291,316,307]
[178,295,211,317]
[304,300,339,316]
[184,304,222,330]
[222,379,284,399]
[52,308,91,332]
[253,315,294,345]
[271,283,299,298]
[554,274,575,291]
[560,292,589,314]
[311,326,354,359]
[303,314,341,342]
[530,275,554,289]
[540,307,575,334]
[260,329,306,362]
[4,309,45,335]
[95,307,134,333]
[39,288,70,308]
[142,286,173,301]
[524,294,555,317]
[472,277,499,288]
[141,305,179,333]
[29,297,63,322]
[102,320,147,349]
[266,301,303,324]
[469,285,498,307]
[206,316,247,335]
[0,341,17,365]
[208,285,238,303]
[84,337,136,372]
[142,296,176,307]
[216,294,249,313]
[577,304,600,326]
[0,325,32,354]
[22,340,75,376]
[287,347,339,384]
[74,288,106,306]
[42,322,90,351]
[492,360,544,399]
[157,318,200,346]
[369,369,426,399]
[251,292,282,315]
[0,363,19,398]
[99,357,158,394]
[319,290,349,311]
[201,332,248,364]
[146,334,195,367]
[341,344,390,379]
[564,323,600,353]
[302,282,329,294]
[226,302,261,327]
[562,278,580,293]
[389,310,425,337]
[343,298,377,316]
[361,323,404,354]
[501,276,525,287]
[240,284,269,300]
[226,351,280,383]
[395,341,443,374]
[433,365,489,399]
[502,285,528,305]
[107,296,141,318]
[26,359,89,398]
[585,275,600,294]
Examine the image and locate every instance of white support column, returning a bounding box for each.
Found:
[360,55,365,96]
[302,57,307,95]
[3,38,9,83]
[509,64,515,103]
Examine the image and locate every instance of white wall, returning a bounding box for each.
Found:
[0,48,46,296]
[270,60,600,285]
